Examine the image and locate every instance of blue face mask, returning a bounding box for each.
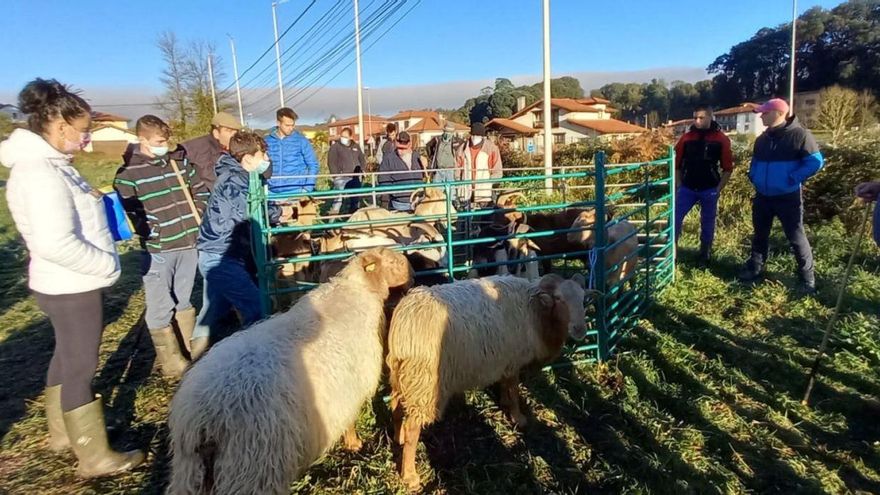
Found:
[254,159,271,175]
[149,145,169,157]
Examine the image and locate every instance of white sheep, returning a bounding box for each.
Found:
[167,247,413,495]
[386,273,590,490]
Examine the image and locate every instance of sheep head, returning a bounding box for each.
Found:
[356,247,414,295]
[530,274,588,352]
[411,188,457,230]
[567,210,597,247]
[494,190,526,226]
[281,197,319,226]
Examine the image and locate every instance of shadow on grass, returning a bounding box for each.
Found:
[643,305,880,493]
[0,249,144,444]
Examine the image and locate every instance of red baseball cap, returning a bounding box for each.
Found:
[754,98,790,114]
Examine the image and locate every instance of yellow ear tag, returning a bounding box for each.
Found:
[365,262,377,272]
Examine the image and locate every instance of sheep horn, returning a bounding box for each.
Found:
[409,188,425,207]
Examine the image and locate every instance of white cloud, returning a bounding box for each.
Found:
[0,66,710,128]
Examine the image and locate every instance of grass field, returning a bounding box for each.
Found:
[1,152,879,494]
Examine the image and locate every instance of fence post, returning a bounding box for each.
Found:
[668,144,676,284]
[444,182,455,282]
[644,157,652,311]
[248,172,271,317]
[594,151,609,361]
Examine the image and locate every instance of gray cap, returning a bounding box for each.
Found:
[211,111,243,130]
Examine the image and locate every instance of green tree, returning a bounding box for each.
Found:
[669,81,699,120]
[0,114,15,141]
[816,85,859,144]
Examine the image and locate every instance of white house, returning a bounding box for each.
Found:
[327,114,389,143]
[91,111,131,129]
[0,104,26,123]
[488,97,647,152]
[714,103,765,137]
[84,124,139,155]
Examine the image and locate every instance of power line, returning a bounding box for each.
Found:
[219,0,318,95]
[245,0,394,116]
[291,0,419,108]
[238,0,348,92]
[242,0,364,114]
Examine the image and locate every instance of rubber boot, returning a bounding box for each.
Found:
[63,396,144,478]
[737,257,764,283]
[190,336,209,361]
[150,326,189,378]
[697,244,711,269]
[45,385,69,452]
[174,307,197,354]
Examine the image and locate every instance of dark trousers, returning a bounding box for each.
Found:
[748,190,814,278]
[34,289,104,411]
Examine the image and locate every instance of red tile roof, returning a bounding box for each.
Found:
[487,118,539,135]
[404,116,469,133]
[511,98,602,119]
[577,96,612,106]
[388,110,439,121]
[328,114,388,127]
[567,119,648,134]
[664,119,694,127]
[714,103,759,116]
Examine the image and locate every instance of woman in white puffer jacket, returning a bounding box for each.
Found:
[0,78,143,478]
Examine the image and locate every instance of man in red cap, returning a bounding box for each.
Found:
[738,98,824,294]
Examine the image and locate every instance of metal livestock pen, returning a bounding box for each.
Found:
[246,148,676,367]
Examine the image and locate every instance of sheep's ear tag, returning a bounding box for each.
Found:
[365,262,377,272]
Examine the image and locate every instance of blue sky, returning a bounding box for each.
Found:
[0,0,843,123]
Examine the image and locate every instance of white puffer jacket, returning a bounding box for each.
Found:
[1,128,120,295]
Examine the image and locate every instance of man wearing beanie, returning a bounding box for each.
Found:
[738,98,824,295]
[457,122,503,205]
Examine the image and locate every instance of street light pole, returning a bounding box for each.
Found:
[542,0,553,192]
[207,53,218,114]
[228,34,245,127]
[354,0,366,152]
[272,0,288,108]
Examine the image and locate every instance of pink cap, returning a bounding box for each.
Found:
[754,98,790,114]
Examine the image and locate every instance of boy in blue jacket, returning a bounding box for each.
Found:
[265,107,319,194]
[738,98,824,294]
[190,131,292,358]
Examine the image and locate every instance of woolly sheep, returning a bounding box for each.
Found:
[167,247,413,495]
[386,273,590,490]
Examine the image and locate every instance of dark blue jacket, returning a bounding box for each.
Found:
[265,129,319,195]
[378,149,425,206]
[749,116,824,197]
[198,154,280,260]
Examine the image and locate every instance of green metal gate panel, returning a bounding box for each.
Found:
[247,149,676,367]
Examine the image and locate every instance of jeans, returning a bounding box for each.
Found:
[748,190,814,278]
[329,177,358,215]
[141,249,198,330]
[675,186,719,250]
[192,251,264,341]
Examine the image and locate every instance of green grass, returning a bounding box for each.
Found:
[1,153,880,494]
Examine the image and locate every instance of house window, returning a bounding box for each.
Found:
[806,99,816,105]
[551,109,560,128]
[554,133,566,144]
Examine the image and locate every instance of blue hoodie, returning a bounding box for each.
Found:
[198,154,280,260]
[264,129,319,194]
[748,115,824,197]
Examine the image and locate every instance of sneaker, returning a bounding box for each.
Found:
[797,272,817,296]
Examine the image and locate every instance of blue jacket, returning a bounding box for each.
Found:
[749,115,824,197]
[198,154,280,260]
[265,129,319,194]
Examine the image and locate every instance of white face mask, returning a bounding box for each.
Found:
[340,137,351,146]
[471,136,484,145]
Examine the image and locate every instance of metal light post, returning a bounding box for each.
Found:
[272,0,289,108]
[542,0,553,192]
[228,34,245,126]
[354,0,366,152]
[788,0,798,115]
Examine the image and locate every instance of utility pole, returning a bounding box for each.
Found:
[354,0,366,152]
[272,0,288,108]
[228,35,245,127]
[542,0,552,192]
[365,86,373,155]
[207,54,218,114]
[788,0,798,116]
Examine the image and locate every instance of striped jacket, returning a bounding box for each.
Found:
[114,147,210,253]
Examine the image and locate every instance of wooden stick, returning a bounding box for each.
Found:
[169,159,202,225]
[802,202,873,405]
